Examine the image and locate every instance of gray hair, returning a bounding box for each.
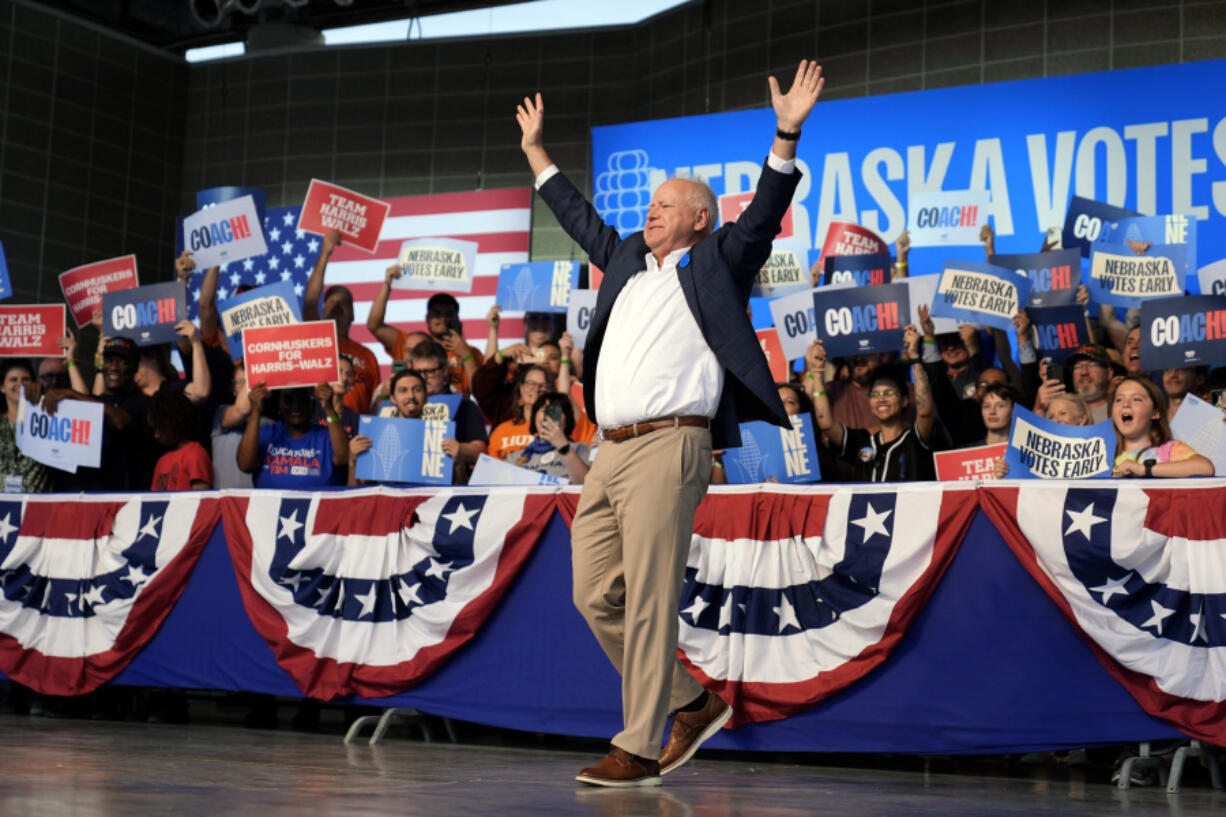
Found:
[685,178,718,235]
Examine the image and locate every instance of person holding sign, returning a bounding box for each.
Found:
[1110,376,1213,478]
[347,370,427,485]
[236,382,349,489]
[518,60,823,786]
[810,325,947,481]
[408,338,488,482]
[0,360,53,493]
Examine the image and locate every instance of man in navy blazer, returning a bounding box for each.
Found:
[516,61,825,788]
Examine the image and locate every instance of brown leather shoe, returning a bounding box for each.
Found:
[659,692,732,775]
[575,747,662,788]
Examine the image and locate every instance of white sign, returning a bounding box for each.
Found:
[768,288,818,362]
[182,194,269,269]
[565,289,598,349]
[905,274,959,333]
[394,237,478,293]
[1170,393,1226,478]
[1197,258,1226,298]
[469,453,565,486]
[15,389,103,472]
[908,190,991,247]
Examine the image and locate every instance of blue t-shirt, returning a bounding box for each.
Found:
[255,423,338,489]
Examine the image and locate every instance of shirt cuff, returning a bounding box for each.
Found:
[921,342,941,363]
[534,164,560,189]
[766,151,796,175]
[1018,339,1037,365]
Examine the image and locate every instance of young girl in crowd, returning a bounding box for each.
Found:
[149,390,212,491]
[975,382,1018,446]
[1110,375,1214,478]
[347,370,428,484]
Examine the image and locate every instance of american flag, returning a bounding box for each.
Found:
[186,188,533,371]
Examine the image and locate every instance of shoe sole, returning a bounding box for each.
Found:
[574,773,663,788]
[660,704,733,776]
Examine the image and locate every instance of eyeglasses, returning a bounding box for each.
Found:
[522,381,546,390]
[1071,362,1105,373]
[412,365,445,377]
[869,389,899,399]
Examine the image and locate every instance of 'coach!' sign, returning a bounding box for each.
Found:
[812,280,909,358]
[1140,295,1226,371]
[182,194,269,270]
[1028,305,1090,364]
[0,305,65,357]
[823,253,892,288]
[102,282,186,346]
[989,249,1081,307]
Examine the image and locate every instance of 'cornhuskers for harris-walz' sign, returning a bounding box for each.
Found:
[297,180,391,253]
[59,255,138,328]
[242,321,340,390]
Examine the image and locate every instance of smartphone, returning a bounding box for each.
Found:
[1047,364,1066,384]
[545,403,564,425]
[1210,388,1226,409]
[445,316,463,336]
[392,360,406,372]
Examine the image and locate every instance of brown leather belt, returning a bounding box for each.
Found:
[601,415,710,443]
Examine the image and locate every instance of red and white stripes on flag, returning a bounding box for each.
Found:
[323,188,532,367]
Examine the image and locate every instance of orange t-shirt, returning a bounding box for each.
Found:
[340,337,380,415]
[389,329,482,397]
[489,419,533,461]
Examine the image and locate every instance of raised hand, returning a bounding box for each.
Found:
[486,304,501,330]
[516,93,544,154]
[175,250,196,283]
[768,60,824,132]
[249,383,269,415]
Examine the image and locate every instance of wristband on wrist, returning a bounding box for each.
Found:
[461,352,474,362]
[66,360,78,368]
[815,389,827,397]
[326,416,340,424]
[896,261,908,268]
[922,337,936,344]
[1144,460,1155,478]
[560,358,571,365]
[775,127,801,141]
[557,443,571,456]
[805,371,818,380]
[495,350,504,364]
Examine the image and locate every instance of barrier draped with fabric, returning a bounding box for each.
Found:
[1,481,1222,753]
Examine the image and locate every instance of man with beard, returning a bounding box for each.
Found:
[1066,345,1114,423]
[42,337,156,491]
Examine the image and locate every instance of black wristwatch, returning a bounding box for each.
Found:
[557,443,571,456]
[1143,459,1155,478]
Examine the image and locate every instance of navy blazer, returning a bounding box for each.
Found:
[538,160,798,449]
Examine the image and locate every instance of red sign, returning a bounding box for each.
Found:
[934,443,1007,481]
[0,305,65,357]
[756,328,787,382]
[817,222,889,271]
[297,179,391,253]
[570,381,586,414]
[719,191,794,239]
[588,264,604,290]
[58,255,138,328]
[242,321,340,390]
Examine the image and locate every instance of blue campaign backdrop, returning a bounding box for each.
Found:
[989,249,1081,307]
[0,240,10,301]
[590,60,1226,285]
[1140,294,1226,370]
[1030,304,1091,364]
[496,261,580,313]
[354,416,454,485]
[722,415,821,484]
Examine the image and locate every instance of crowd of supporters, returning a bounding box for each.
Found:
[2,218,1221,494]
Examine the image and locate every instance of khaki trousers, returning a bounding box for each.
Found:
[570,425,711,759]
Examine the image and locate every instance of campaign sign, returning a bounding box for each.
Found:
[904,274,959,334]
[394,237,479,293]
[1094,214,1197,278]
[297,179,390,253]
[988,249,1081,307]
[0,305,65,357]
[812,280,909,358]
[1139,294,1226,371]
[1170,394,1226,480]
[934,443,1007,481]
[1062,196,1140,258]
[768,288,818,362]
[182,195,269,269]
[1198,258,1226,297]
[196,186,267,234]
[243,320,339,390]
[59,255,138,328]
[816,221,889,271]
[470,453,563,487]
[496,260,580,313]
[823,253,892,288]
[907,189,991,247]
[756,328,787,381]
[354,415,454,486]
[931,260,1030,332]
[718,190,795,239]
[566,288,599,349]
[1003,405,1114,480]
[751,241,809,298]
[722,414,820,485]
[15,392,103,471]
[1087,242,1187,309]
[0,240,10,302]
[218,280,302,359]
[422,393,464,423]
[102,282,186,346]
[1029,305,1091,364]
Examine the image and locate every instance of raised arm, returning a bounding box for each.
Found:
[516,92,554,178]
[366,264,404,352]
[303,230,342,321]
[768,60,825,162]
[905,325,937,443]
[176,320,212,403]
[806,339,844,444]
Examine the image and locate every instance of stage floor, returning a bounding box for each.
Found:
[0,715,1221,816]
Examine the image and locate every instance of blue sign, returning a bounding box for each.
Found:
[101,281,186,346]
[1004,405,1115,479]
[1062,196,1139,257]
[590,61,1226,283]
[1094,214,1197,278]
[217,280,302,359]
[930,260,1030,332]
[823,253,892,287]
[1029,305,1091,364]
[354,415,454,485]
[722,414,821,484]
[197,186,267,238]
[423,393,464,422]
[1139,294,1226,370]
[496,261,580,313]
[0,240,11,302]
[1087,242,1187,309]
[812,280,909,358]
[989,249,1081,307]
